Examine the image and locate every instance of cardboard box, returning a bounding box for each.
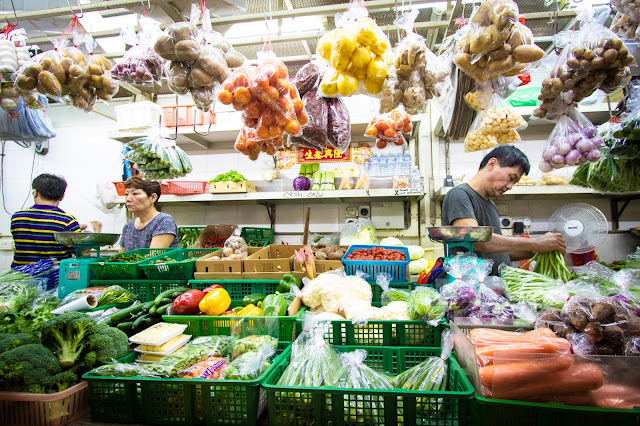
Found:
[193,224,237,249]
[195,247,262,274]
[193,271,305,280]
[292,245,349,274]
[209,181,256,193]
[244,244,302,273]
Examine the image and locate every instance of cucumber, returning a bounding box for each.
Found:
[149,304,158,315]
[117,321,134,330]
[154,287,190,305]
[156,302,172,315]
[132,314,149,329]
[110,302,146,323]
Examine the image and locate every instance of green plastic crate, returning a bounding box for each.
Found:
[294,316,442,346]
[83,343,291,425]
[163,301,303,342]
[370,281,420,305]
[91,280,189,302]
[190,279,280,300]
[264,345,474,426]
[240,227,274,247]
[90,248,178,280]
[140,248,218,280]
[471,393,640,426]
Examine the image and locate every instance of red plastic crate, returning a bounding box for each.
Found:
[113,181,169,196]
[166,181,209,195]
[163,105,215,127]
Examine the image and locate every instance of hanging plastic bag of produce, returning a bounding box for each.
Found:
[454,0,543,83]
[221,227,249,260]
[288,88,328,150]
[317,0,393,97]
[464,91,526,152]
[293,61,321,96]
[326,97,351,151]
[611,12,639,40]
[364,109,412,149]
[535,7,633,119]
[111,16,164,86]
[611,0,640,29]
[539,112,603,171]
[234,125,283,160]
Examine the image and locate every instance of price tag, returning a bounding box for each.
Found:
[394,188,423,196]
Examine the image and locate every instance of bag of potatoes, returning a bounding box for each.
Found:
[317,0,393,98]
[534,7,634,120]
[464,91,526,152]
[14,49,67,100]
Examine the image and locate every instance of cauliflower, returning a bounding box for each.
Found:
[341,276,373,302]
[375,301,410,320]
[301,272,373,316]
[301,274,336,309]
[343,300,380,323]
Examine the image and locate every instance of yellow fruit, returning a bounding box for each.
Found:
[370,34,389,56]
[356,18,377,47]
[350,45,372,69]
[366,57,388,82]
[317,32,334,61]
[320,70,339,96]
[348,64,367,80]
[337,72,358,96]
[330,28,357,71]
[365,78,384,94]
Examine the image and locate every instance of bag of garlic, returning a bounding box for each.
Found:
[464,91,526,152]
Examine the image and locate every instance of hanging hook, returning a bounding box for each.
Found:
[65,0,83,18]
[193,108,213,136]
[166,95,179,140]
[140,0,150,9]
[6,0,18,26]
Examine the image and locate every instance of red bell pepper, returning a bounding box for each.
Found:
[172,289,205,315]
[202,284,223,295]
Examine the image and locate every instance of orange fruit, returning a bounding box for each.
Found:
[402,122,413,133]
[266,144,277,155]
[235,139,247,152]
[233,87,252,104]
[273,136,284,147]
[269,124,281,137]
[276,62,288,79]
[297,111,309,126]
[232,101,245,111]
[384,128,397,139]
[217,90,233,105]
[261,109,275,126]
[264,86,280,101]
[256,124,270,140]
[285,119,301,135]
[245,99,262,118]
[366,125,378,136]
[292,98,304,115]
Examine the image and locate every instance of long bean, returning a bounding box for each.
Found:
[522,251,572,282]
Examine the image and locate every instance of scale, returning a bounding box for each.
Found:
[549,203,608,254]
[427,226,494,257]
[54,232,121,299]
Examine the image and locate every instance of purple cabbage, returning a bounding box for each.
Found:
[293,176,311,191]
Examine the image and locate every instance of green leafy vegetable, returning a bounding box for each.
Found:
[209,170,247,183]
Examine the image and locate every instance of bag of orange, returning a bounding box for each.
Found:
[234,125,284,161]
[364,109,412,149]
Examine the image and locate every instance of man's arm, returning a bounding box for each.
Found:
[451,218,566,256]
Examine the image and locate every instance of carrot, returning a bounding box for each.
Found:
[476,339,572,366]
[492,363,604,400]
[591,384,640,410]
[480,355,574,388]
[469,327,558,346]
[524,392,597,407]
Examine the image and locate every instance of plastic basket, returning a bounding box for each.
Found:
[342,245,410,282]
[166,181,209,195]
[163,105,214,127]
[471,394,640,426]
[90,248,178,280]
[370,281,419,304]
[84,343,290,425]
[190,279,280,300]
[264,345,474,426]
[140,248,217,280]
[163,300,302,342]
[240,227,275,247]
[115,101,162,131]
[91,279,190,302]
[113,181,169,197]
[0,382,90,426]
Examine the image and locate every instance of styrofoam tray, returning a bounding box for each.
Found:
[129,322,188,346]
[134,334,191,356]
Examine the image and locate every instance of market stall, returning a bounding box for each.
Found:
[0,0,639,425]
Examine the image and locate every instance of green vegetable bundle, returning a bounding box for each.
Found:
[209,170,247,183]
[178,227,203,248]
[0,271,38,313]
[407,287,446,325]
[523,251,573,282]
[221,345,274,380]
[106,252,150,263]
[126,134,192,180]
[232,335,277,360]
[501,266,569,308]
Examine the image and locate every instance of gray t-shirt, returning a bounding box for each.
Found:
[120,212,179,251]
[441,183,510,273]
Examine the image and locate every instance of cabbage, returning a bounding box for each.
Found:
[350,226,376,245]
[409,258,429,274]
[407,246,425,261]
[380,237,403,246]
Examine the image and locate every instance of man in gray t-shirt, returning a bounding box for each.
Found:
[441,146,566,273]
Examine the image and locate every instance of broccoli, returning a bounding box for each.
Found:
[0,343,61,393]
[42,313,96,368]
[81,323,130,368]
[0,333,38,353]
[50,370,77,393]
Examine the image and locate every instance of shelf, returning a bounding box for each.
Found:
[114,187,426,205]
[109,111,427,150]
[431,185,640,202]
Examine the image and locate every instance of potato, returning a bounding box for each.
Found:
[44,60,66,85]
[60,57,73,72]
[489,0,518,30]
[154,35,176,61]
[189,67,214,87]
[489,44,511,60]
[88,64,103,75]
[328,251,343,260]
[196,53,227,77]
[603,49,618,63]
[171,22,197,42]
[470,1,492,26]
[168,62,190,89]
[87,74,104,89]
[488,55,515,73]
[175,40,200,61]
[513,45,544,63]
[92,55,112,70]
[454,53,476,71]
[38,70,62,97]
[502,61,528,77]
[15,74,37,91]
[470,31,492,54]
[190,86,214,111]
[23,63,43,78]
[1,98,17,110]
[223,50,244,68]
[315,251,328,260]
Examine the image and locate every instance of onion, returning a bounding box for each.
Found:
[575,138,595,153]
[587,149,601,162]
[582,127,596,138]
[557,143,572,156]
[591,136,604,148]
[551,154,565,165]
[542,145,557,161]
[565,149,582,165]
[539,161,553,173]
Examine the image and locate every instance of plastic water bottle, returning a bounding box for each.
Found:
[403,154,412,176]
[391,155,400,176]
[411,167,421,189]
[380,157,389,177]
[370,156,379,177]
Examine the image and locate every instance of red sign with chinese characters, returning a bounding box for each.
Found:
[296,147,351,163]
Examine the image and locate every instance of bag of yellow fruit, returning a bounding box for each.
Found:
[317,0,393,98]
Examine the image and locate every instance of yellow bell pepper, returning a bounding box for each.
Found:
[199,288,231,316]
[236,304,262,316]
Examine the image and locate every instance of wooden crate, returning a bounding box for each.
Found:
[195,247,263,277]
[209,181,256,193]
[292,245,349,274]
[244,244,301,274]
